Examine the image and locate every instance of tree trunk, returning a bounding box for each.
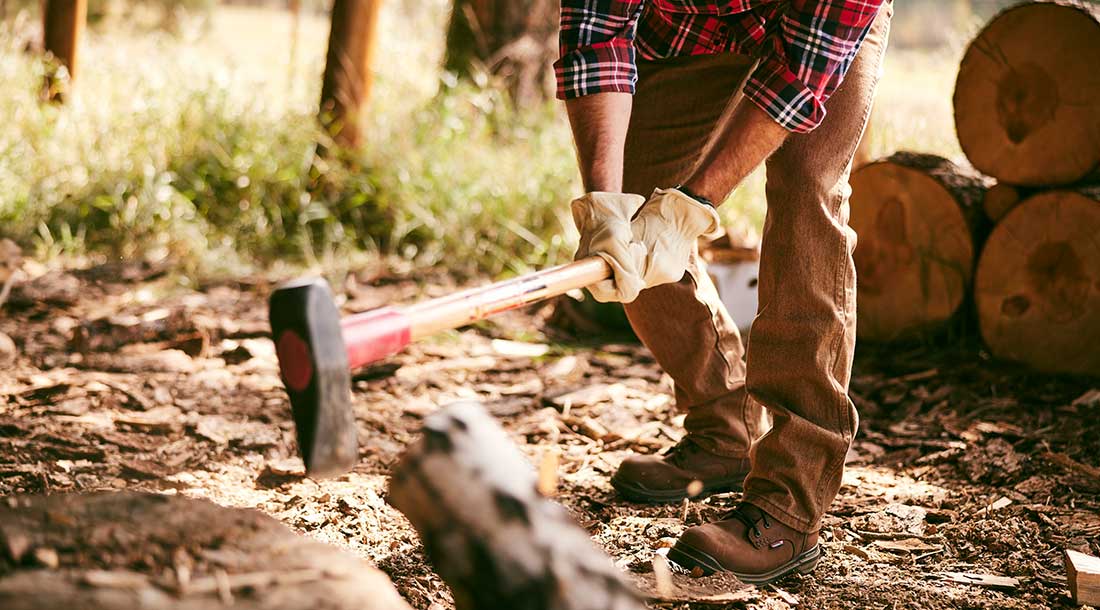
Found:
[42,0,87,102]
[319,0,383,149]
[387,402,644,610]
[975,187,1100,377]
[954,2,1100,186]
[444,0,558,105]
[0,491,412,610]
[849,152,991,341]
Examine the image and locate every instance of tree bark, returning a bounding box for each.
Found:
[42,0,87,102]
[954,2,1100,185]
[319,0,383,149]
[849,152,992,341]
[444,0,559,105]
[975,187,1100,377]
[387,401,644,610]
[0,491,412,610]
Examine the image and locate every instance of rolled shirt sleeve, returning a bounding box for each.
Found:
[555,0,646,99]
[744,0,885,133]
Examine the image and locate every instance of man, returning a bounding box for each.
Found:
[555,0,892,584]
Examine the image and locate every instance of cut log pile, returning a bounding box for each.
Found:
[850,1,1100,377]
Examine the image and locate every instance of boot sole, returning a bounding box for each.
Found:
[610,475,745,504]
[667,542,823,585]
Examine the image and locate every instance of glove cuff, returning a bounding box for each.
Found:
[650,187,723,239]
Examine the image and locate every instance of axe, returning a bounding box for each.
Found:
[269,257,610,476]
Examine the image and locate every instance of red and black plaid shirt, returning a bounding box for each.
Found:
[554,0,886,133]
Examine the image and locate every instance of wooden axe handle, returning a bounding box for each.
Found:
[342,257,610,368]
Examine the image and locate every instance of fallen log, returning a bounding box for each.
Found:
[0,492,411,610]
[954,2,1100,186]
[975,188,1100,376]
[387,402,644,610]
[849,152,990,341]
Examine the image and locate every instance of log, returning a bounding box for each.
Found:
[319,0,383,149]
[982,182,1038,224]
[1065,549,1100,606]
[387,402,644,610]
[974,187,1100,376]
[954,2,1100,186]
[849,152,991,341]
[0,491,411,610]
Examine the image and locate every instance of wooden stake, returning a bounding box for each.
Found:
[319,0,383,149]
[42,0,87,102]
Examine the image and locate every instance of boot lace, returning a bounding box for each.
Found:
[723,503,772,540]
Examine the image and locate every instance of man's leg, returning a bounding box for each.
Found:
[669,5,893,580]
[611,52,768,503]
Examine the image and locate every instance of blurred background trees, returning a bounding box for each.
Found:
[0,0,1041,279]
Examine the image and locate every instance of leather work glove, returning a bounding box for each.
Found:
[631,187,722,289]
[571,192,648,303]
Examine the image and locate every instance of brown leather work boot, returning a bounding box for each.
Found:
[610,437,751,503]
[668,502,822,584]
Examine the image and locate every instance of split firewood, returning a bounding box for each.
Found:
[1065,549,1100,606]
[954,2,1100,186]
[849,152,991,341]
[0,491,411,610]
[975,187,1100,377]
[387,402,645,610]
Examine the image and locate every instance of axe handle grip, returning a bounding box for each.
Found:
[404,256,611,339]
[340,257,612,369]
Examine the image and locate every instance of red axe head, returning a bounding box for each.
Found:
[269,278,358,477]
[269,277,413,477]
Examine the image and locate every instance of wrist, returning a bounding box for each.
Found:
[673,184,715,207]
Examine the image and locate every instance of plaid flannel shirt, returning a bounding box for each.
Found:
[554,0,886,133]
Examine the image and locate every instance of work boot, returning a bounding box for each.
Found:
[668,502,822,584]
[610,436,751,503]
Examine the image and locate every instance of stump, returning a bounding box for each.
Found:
[849,152,990,341]
[387,402,644,610]
[975,188,1100,377]
[954,2,1100,186]
[0,492,411,610]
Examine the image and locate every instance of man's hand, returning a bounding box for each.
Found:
[572,192,648,303]
[631,188,722,288]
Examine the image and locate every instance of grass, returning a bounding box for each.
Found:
[0,2,967,279]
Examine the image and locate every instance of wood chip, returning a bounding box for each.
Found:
[81,570,150,590]
[939,572,1019,590]
[873,538,942,554]
[986,497,1013,512]
[33,547,59,568]
[490,339,549,358]
[537,448,560,497]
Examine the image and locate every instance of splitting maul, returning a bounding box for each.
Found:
[269,257,610,476]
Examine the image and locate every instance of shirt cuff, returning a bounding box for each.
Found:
[554,41,638,100]
[744,55,827,134]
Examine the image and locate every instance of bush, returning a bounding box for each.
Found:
[0,24,581,278]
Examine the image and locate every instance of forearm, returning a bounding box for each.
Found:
[566,92,633,192]
[681,101,790,205]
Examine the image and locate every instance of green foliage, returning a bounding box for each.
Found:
[0,28,579,276]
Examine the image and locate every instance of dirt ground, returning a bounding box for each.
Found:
[2,263,1098,609]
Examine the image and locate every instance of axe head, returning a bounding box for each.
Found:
[269,278,357,477]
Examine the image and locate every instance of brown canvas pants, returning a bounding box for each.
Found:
[621,5,892,534]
